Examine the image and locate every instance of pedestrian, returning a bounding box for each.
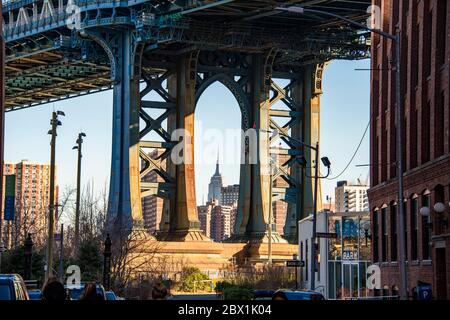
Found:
[42,277,67,301]
[151,281,169,300]
[79,283,104,300]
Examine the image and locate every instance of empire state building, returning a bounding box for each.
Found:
[208,154,223,203]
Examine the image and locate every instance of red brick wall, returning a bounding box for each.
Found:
[369,0,450,299]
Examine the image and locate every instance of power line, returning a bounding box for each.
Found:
[326,119,370,181]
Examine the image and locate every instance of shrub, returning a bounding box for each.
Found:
[178,266,211,292]
[223,285,253,300]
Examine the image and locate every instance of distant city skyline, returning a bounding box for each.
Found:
[4,59,370,210]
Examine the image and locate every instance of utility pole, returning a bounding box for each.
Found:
[73,133,86,252]
[59,223,64,282]
[394,27,408,301]
[45,111,64,281]
[310,142,320,291]
[268,165,273,266]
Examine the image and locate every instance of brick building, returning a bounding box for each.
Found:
[1,161,54,248]
[368,0,449,299]
[198,201,214,238]
[210,204,234,242]
[221,184,239,206]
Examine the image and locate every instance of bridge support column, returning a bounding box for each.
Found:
[157,52,207,241]
[233,52,286,243]
[284,64,326,243]
[100,30,145,234]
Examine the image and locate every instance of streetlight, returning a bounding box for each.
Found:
[274,5,407,300]
[363,222,371,247]
[262,128,331,291]
[45,110,65,281]
[420,203,448,230]
[73,132,86,252]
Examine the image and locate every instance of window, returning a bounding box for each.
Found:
[390,204,398,262]
[421,102,431,164]
[373,211,379,262]
[382,208,388,262]
[436,0,447,66]
[422,194,431,260]
[423,10,433,78]
[411,198,419,260]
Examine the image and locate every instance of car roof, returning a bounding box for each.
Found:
[0,274,23,281]
[275,289,323,296]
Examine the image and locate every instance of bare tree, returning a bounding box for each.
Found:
[110,228,163,296]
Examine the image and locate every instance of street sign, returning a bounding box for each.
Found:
[286,260,305,268]
[4,175,16,221]
[316,232,338,239]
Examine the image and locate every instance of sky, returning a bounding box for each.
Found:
[4,59,370,208]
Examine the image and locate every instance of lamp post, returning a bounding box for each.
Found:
[73,132,86,252]
[363,223,371,247]
[262,129,330,291]
[275,5,407,300]
[45,110,65,281]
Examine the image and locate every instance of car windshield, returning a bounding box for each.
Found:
[0,284,12,300]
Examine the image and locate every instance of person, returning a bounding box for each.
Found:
[151,282,168,300]
[42,277,67,301]
[79,283,103,301]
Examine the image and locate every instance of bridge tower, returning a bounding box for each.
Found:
[1,1,371,245]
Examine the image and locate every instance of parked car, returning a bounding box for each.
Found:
[105,291,118,300]
[0,274,30,300]
[272,289,325,300]
[65,283,107,300]
[253,290,275,300]
[27,289,42,300]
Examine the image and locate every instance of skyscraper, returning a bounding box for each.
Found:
[208,153,223,203]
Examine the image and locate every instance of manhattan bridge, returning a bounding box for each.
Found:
[1,0,371,247]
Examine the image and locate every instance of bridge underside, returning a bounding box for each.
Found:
[2,0,371,244]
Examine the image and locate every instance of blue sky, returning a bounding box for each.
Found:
[4,59,370,206]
